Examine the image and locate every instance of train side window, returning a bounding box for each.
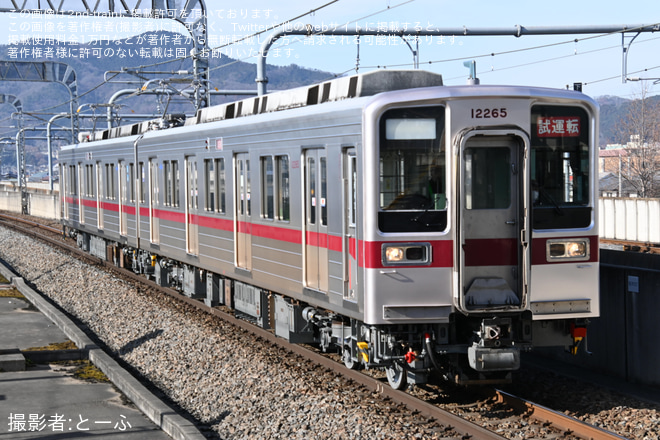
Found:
[204,159,215,211]
[350,156,357,226]
[139,162,146,203]
[164,161,171,206]
[173,160,180,207]
[68,165,77,195]
[245,160,251,216]
[149,159,159,207]
[320,157,327,226]
[216,158,226,214]
[276,155,290,221]
[163,160,179,207]
[187,158,198,210]
[261,156,274,220]
[308,157,316,225]
[85,164,94,197]
[104,163,116,200]
[78,164,84,198]
[96,162,102,200]
[127,163,135,203]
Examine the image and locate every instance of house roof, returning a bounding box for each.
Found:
[599,149,628,157]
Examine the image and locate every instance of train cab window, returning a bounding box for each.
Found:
[531,105,591,229]
[378,106,446,233]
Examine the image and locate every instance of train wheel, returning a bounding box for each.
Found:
[385,362,407,390]
[342,346,358,370]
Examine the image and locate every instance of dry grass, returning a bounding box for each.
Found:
[72,361,110,383]
[26,340,78,351]
[0,288,25,298]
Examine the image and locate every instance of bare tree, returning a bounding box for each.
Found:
[614,85,660,198]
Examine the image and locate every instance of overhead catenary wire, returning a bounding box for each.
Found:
[1,6,659,136]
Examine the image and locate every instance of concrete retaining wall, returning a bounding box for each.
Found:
[0,183,60,220]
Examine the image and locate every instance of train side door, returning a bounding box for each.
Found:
[458,132,529,312]
[148,159,159,244]
[61,164,69,220]
[303,149,328,292]
[343,148,358,300]
[235,153,252,270]
[119,160,127,236]
[78,164,84,224]
[96,162,103,229]
[185,156,199,255]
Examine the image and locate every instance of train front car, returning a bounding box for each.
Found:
[358,85,599,387]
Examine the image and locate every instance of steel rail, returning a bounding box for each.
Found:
[600,238,660,255]
[494,389,628,440]
[0,213,62,235]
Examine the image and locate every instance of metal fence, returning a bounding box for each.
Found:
[600,197,660,244]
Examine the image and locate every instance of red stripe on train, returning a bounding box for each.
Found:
[362,240,453,269]
[464,238,518,266]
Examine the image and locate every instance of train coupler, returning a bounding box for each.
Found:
[467,345,520,372]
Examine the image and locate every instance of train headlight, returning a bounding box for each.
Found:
[546,238,590,261]
[382,243,431,266]
[384,246,405,263]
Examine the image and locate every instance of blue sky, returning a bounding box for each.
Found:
[0,0,659,98]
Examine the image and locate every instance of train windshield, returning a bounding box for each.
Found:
[531,105,591,229]
[378,106,447,233]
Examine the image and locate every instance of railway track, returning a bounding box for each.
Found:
[600,238,660,254]
[0,212,632,440]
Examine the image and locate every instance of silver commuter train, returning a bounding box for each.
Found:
[60,70,599,387]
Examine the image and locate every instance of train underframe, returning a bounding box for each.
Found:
[72,230,586,389]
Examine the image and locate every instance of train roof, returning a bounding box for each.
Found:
[79,70,444,144]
